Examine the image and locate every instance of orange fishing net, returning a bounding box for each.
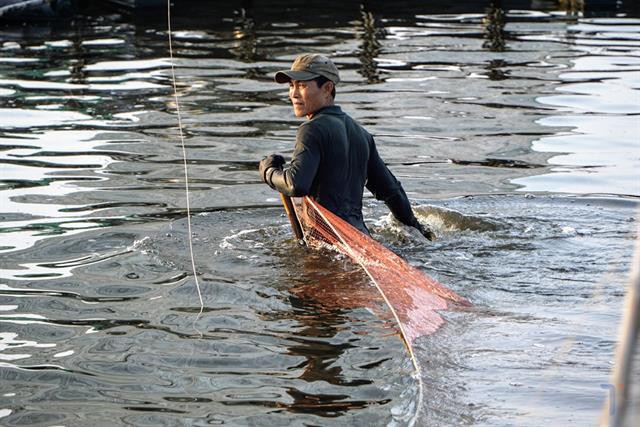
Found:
[290,196,470,352]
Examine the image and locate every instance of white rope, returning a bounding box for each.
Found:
[167,0,204,316]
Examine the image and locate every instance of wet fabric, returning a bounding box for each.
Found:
[267,105,418,233]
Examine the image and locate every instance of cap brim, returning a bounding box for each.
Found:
[274,70,320,83]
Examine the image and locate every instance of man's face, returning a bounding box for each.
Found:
[288,79,331,118]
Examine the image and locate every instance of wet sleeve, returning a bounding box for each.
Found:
[268,124,321,197]
[365,139,418,227]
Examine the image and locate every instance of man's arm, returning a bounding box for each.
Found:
[259,125,321,197]
[365,140,434,240]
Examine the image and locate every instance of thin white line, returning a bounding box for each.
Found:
[167,0,204,317]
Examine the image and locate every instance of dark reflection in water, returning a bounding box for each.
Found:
[485,59,508,81]
[68,20,89,86]
[358,3,385,84]
[561,0,584,16]
[482,0,506,52]
[266,253,399,416]
[231,0,259,64]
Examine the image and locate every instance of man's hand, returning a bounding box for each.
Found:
[413,221,435,241]
[259,154,285,185]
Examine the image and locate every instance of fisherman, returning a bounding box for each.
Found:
[259,53,434,240]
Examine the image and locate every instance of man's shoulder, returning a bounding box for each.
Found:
[297,106,371,140]
[296,119,324,146]
[298,118,322,134]
[298,113,337,134]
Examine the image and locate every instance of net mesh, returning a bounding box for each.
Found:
[291,196,470,345]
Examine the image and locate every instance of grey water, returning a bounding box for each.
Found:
[0,1,639,426]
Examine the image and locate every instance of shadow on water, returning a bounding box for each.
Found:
[264,251,408,417]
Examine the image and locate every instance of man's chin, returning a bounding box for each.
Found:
[293,109,306,117]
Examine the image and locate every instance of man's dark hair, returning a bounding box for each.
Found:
[313,76,336,99]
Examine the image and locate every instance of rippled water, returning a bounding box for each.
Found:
[0,1,639,426]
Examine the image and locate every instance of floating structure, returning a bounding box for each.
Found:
[0,0,635,22]
[0,0,74,20]
[0,0,164,21]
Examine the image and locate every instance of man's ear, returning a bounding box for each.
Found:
[324,81,334,96]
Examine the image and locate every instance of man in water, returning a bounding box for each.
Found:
[259,53,433,240]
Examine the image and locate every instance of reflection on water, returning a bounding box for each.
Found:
[357,4,385,84]
[515,15,640,196]
[0,1,638,426]
[560,0,584,16]
[231,0,258,64]
[482,1,506,52]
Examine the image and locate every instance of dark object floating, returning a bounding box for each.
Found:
[105,0,165,8]
[0,0,75,20]
[0,0,164,21]
[451,158,543,169]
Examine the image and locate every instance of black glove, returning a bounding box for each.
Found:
[259,154,285,184]
[413,221,435,241]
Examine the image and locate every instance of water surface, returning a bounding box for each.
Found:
[0,1,638,426]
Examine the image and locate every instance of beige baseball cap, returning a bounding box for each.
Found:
[275,54,340,84]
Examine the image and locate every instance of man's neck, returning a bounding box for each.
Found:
[306,101,335,120]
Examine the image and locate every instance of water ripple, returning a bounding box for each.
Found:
[0,4,638,426]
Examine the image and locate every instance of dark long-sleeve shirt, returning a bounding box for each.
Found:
[267,105,418,234]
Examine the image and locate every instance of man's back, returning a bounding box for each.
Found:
[297,106,370,232]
